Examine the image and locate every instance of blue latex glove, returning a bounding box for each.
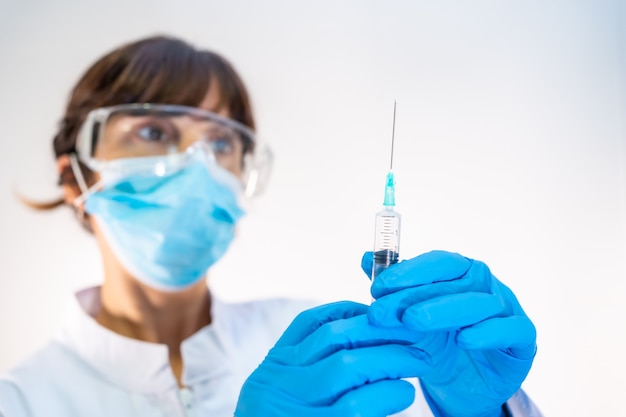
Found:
[234,301,432,417]
[362,250,537,417]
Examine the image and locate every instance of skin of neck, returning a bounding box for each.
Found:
[91,218,212,386]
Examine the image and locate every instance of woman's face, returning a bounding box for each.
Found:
[73,87,247,292]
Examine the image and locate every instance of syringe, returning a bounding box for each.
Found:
[372,101,401,281]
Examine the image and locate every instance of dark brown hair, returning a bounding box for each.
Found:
[54,35,255,187]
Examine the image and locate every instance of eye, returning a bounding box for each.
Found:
[210,137,235,155]
[206,127,239,155]
[136,125,171,142]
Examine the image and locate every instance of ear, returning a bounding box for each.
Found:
[56,154,82,206]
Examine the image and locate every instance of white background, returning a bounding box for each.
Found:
[0,1,624,416]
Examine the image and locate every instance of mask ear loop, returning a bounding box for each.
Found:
[67,153,93,231]
[69,153,89,195]
[68,153,103,209]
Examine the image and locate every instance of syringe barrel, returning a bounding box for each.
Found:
[372,207,401,281]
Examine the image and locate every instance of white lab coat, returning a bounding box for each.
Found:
[0,287,542,417]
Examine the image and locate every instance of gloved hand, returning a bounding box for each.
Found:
[234,301,431,417]
[362,250,537,417]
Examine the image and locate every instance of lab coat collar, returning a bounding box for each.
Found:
[54,286,230,393]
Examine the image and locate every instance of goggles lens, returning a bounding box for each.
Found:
[76,104,272,197]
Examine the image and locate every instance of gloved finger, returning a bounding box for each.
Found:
[457,316,537,359]
[266,344,431,405]
[237,379,416,417]
[370,251,472,299]
[368,277,484,327]
[361,251,374,279]
[402,292,506,332]
[275,301,369,348]
[330,379,416,417]
[273,314,426,366]
[369,260,496,327]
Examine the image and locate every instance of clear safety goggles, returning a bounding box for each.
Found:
[74,103,273,198]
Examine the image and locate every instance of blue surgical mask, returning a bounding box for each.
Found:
[84,158,245,292]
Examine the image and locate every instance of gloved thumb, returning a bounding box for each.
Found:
[361,251,374,280]
[274,301,369,348]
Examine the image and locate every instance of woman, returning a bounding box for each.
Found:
[0,35,543,417]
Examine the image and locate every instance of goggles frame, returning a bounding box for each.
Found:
[75,103,272,198]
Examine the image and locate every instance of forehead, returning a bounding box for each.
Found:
[197,86,230,118]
